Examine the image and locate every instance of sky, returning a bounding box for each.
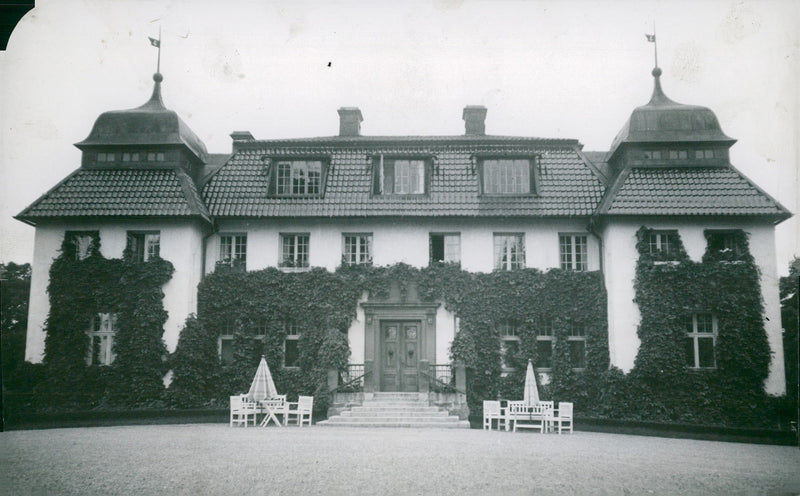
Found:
[1,0,798,274]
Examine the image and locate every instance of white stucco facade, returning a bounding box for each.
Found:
[601,217,786,395]
[24,219,205,362]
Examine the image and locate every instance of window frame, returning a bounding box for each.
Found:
[280,233,310,270]
[283,323,301,369]
[567,322,588,370]
[372,155,432,196]
[219,233,247,268]
[267,156,329,198]
[685,313,717,369]
[477,154,540,196]
[342,233,373,266]
[498,322,520,373]
[534,319,554,371]
[65,231,98,261]
[429,232,461,265]
[704,230,746,260]
[559,233,588,271]
[647,230,680,260]
[493,233,526,271]
[86,312,117,366]
[126,231,161,262]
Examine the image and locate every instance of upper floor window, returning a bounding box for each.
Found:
[685,313,717,369]
[429,233,460,265]
[276,160,323,196]
[669,150,688,160]
[695,149,715,159]
[65,231,98,261]
[87,313,117,366]
[705,230,746,260]
[126,232,160,262]
[283,323,301,368]
[559,234,588,271]
[146,152,165,162]
[481,158,533,194]
[343,233,373,266]
[121,152,141,162]
[97,152,115,163]
[374,157,428,195]
[219,234,247,267]
[499,322,520,371]
[568,322,587,369]
[494,233,525,271]
[647,230,680,260]
[281,233,310,269]
[643,150,662,160]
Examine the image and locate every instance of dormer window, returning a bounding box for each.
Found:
[122,152,141,162]
[268,158,328,197]
[146,152,165,162]
[643,150,661,160]
[669,150,688,160]
[477,156,538,195]
[97,152,115,163]
[373,156,429,195]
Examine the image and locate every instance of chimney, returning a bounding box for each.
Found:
[462,105,487,136]
[338,107,363,137]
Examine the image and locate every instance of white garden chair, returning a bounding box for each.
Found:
[552,402,573,434]
[284,395,314,427]
[230,394,258,427]
[482,400,504,430]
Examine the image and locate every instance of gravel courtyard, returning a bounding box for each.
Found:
[1,424,799,495]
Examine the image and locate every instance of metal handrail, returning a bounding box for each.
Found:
[327,369,372,395]
[419,369,466,395]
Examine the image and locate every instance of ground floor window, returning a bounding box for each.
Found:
[499,322,520,372]
[87,313,117,366]
[685,313,717,368]
[568,322,587,370]
[218,335,235,365]
[535,320,554,370]
[283,323,301,368]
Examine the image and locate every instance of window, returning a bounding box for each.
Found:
[669,150,688,160]
[146,152,165,162]
[122,152,140,162]
[559,234,588,271]
[126,232,160,262]
[97,152,115,162]
[643,150,662,160]
[65,231,97,261]
[494,233,525,271]
[499,322,520,371]
[705,230,745,259]
[219,234,247,267]
[535,320,554,369]
[374,157,427,195]
[568,322,587,369]
[87,313,117,366]
[281,233,310,269]
[218,335,234,365]
[429,233,460,265]
[685,313,717,368]
[284,323,301,368]
[276,160,323,196]
[343,233,372,266]
[647,231,679,260]
[695,149,715,159]
[482,159,532,194]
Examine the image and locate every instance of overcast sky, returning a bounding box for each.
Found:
[1,0,797,274]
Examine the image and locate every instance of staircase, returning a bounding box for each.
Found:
[318,392,470,428]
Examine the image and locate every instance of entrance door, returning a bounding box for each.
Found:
[380,321,420,392]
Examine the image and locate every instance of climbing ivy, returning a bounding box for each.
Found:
[43,234,174,407]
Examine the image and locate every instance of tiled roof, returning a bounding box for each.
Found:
[601,167,790,217]
[202,141,606,218]
[16,167,210,222]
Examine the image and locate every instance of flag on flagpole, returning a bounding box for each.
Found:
[148,37,160,48]
[645,34,656,42]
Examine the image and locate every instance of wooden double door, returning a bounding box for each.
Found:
[380,321,420,392]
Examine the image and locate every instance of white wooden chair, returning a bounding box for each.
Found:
[482,400,504,430]
[230,394,258,427]
[284,395,314,427]
[537,401,555,432]
[552,402,573,434]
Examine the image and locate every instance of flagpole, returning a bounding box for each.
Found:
[653,21,658,68]
[157,26,162,74]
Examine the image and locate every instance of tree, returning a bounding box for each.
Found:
[1,262,32,384]
[780,258,799,407]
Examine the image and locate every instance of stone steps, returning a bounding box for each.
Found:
[318,392,470,429]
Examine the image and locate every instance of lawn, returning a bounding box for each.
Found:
[1,424,799,495]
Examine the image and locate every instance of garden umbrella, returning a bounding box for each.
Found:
[523,359,540,406]
[247,356,278,401]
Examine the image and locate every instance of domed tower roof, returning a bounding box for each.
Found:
[607,67,735,163]
[75,73,208,162]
